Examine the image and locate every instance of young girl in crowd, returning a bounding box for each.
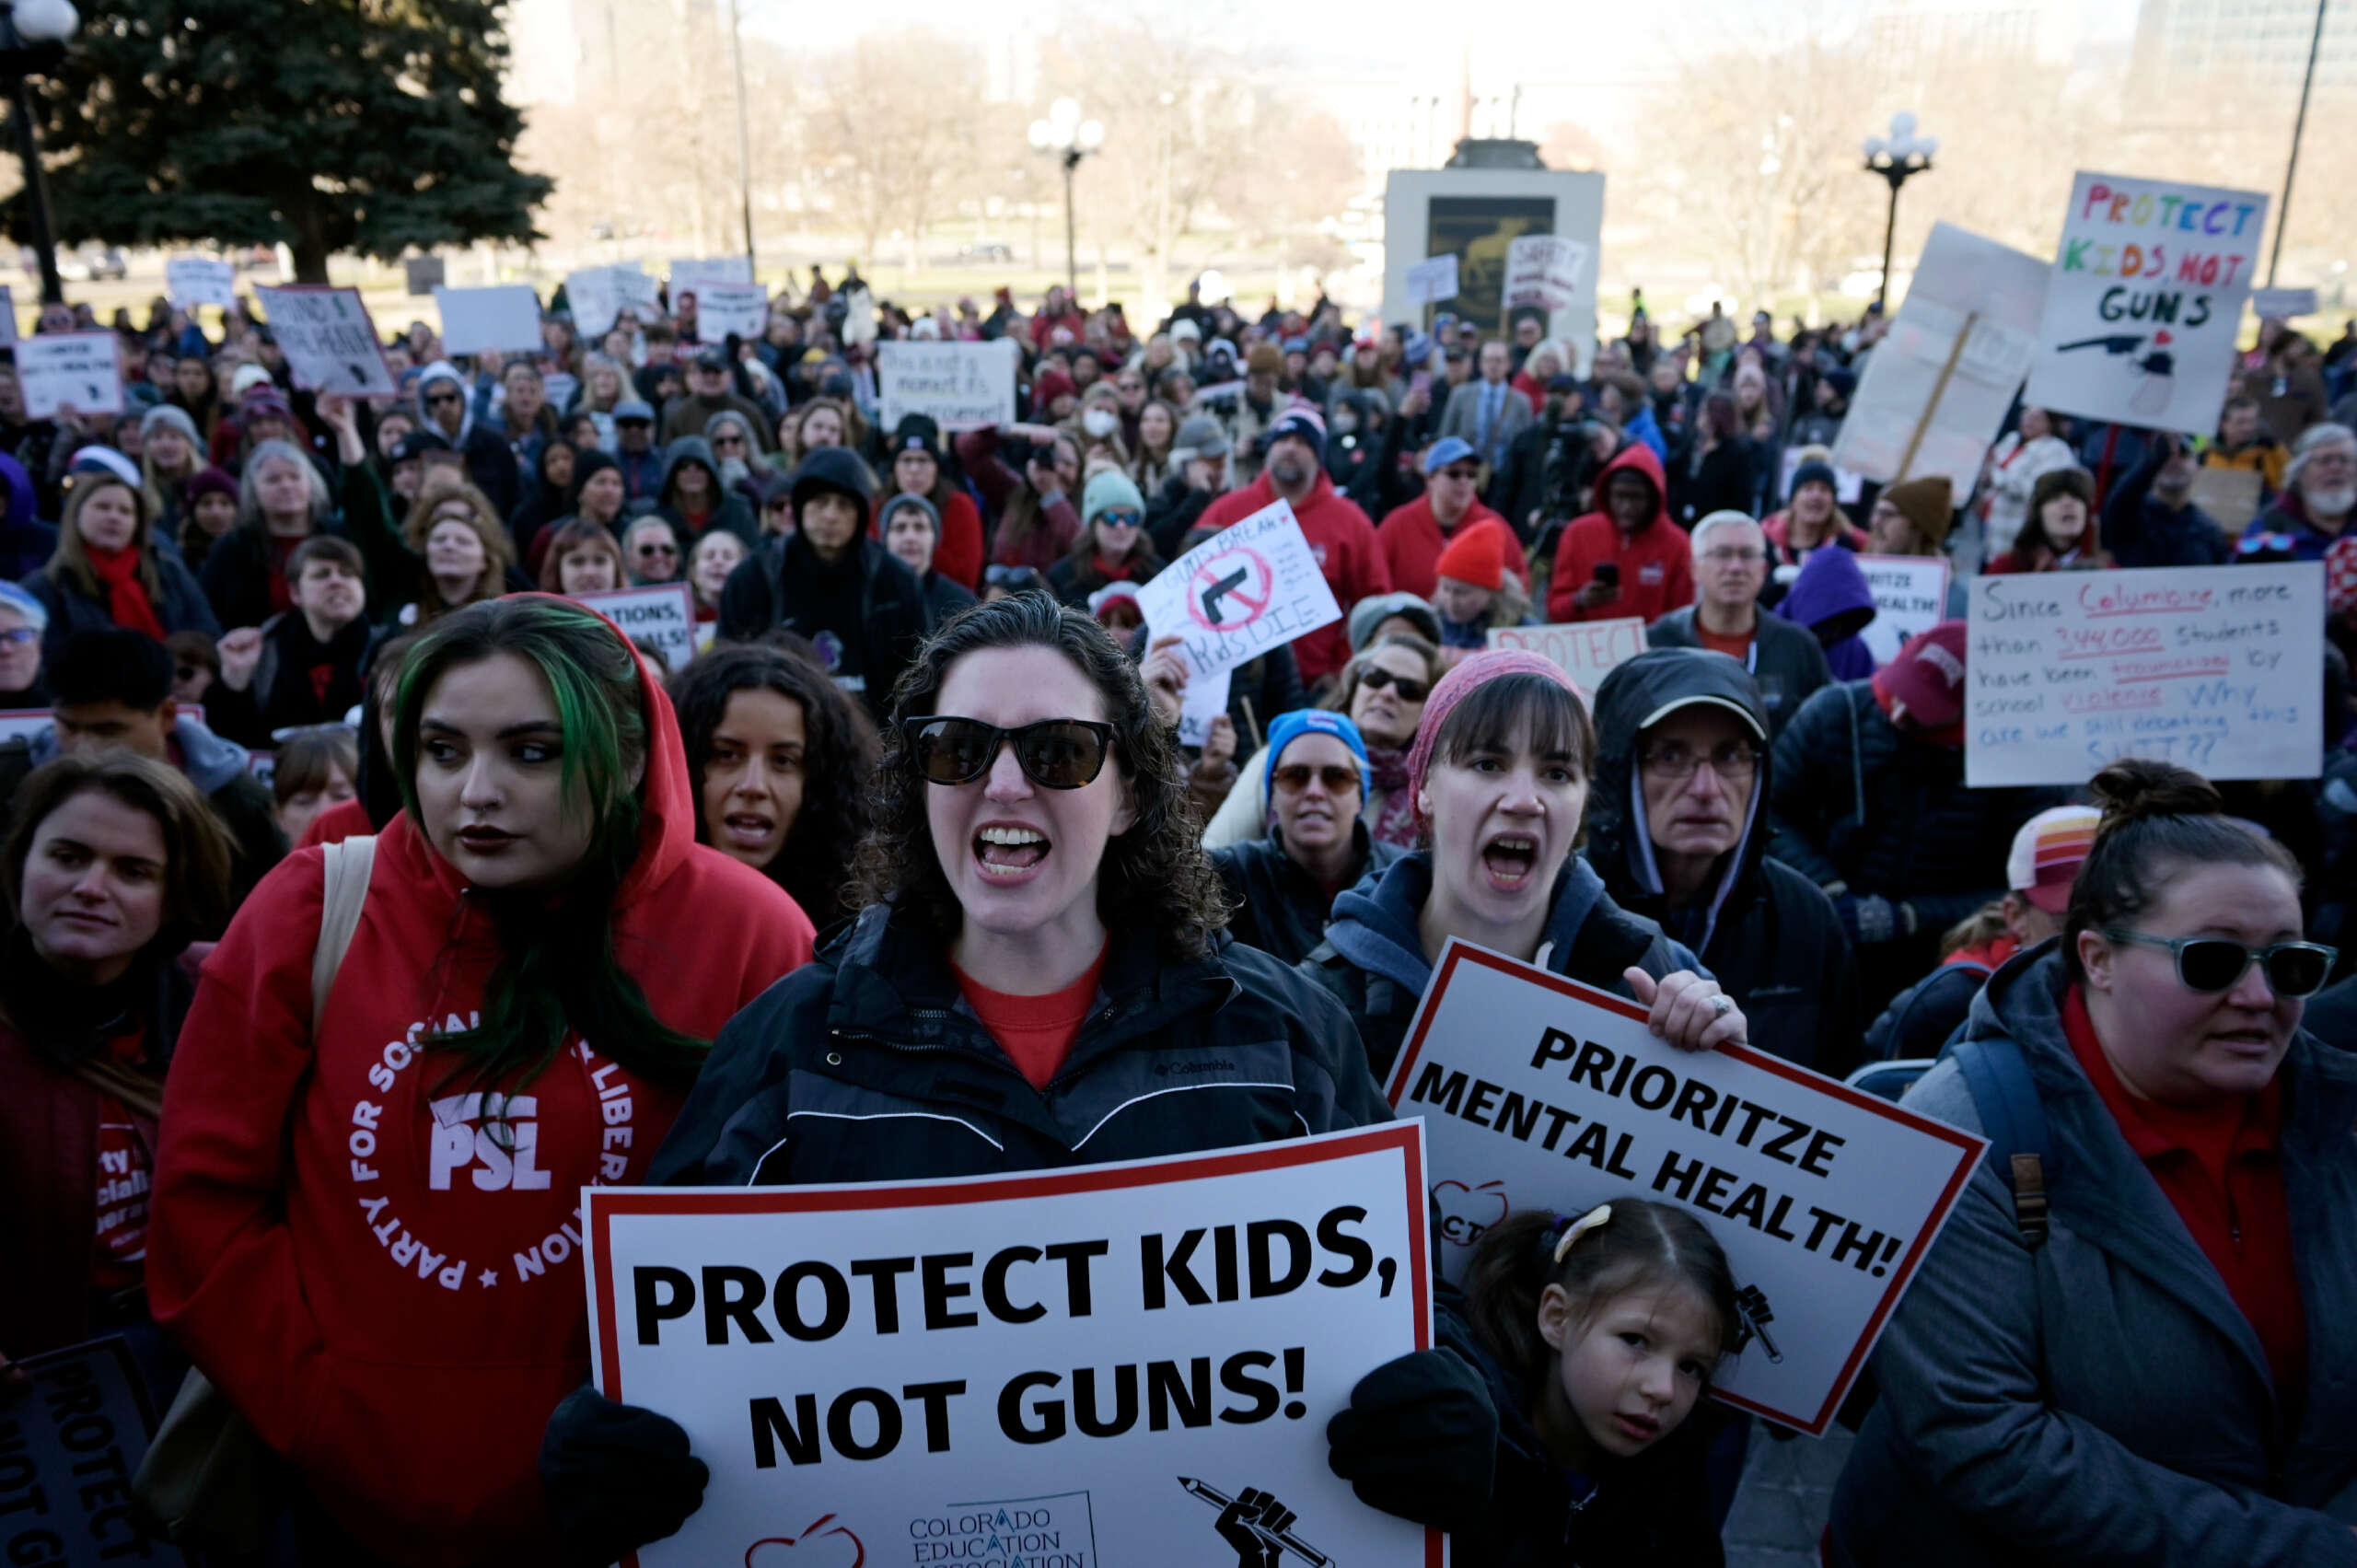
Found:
[269,724,361,845]
[1985,466,2113,575]
[176,467,240,577]
[538,517,626,597]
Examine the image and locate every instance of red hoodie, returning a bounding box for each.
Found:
[1376,492,1528,599]
[1194,469,1390,686]
[149,606,817,1566]
[1544,444,1696,624]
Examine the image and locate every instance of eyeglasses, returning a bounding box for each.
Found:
[1095,507,1143,528]
[635,543,678,558]
[1435,465,1480,482]
[2100,929,2338,998]
[904,716,1115,790]
[0,627,36,646]
[1273,762,1361,795]
[1640,742,1760,784]
[1356,666,1431,703]
[714,435,746,449]
[1701,548,1767,566]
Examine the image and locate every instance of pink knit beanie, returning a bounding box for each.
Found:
[1401,650,1582,824]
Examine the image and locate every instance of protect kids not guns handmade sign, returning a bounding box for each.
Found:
[585,1126,1438,1568]
[1136,499,1342,681]
[1385,942,1987,1434]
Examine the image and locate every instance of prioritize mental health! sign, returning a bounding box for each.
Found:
[1386,943,1986,1434]
[257,286,397,398]
[2025,172,2268,436]
[1139,500,1342,681]
[1856,554,1952,668]
[876,339,1019,431]
[585,1125,1437,1568]
[15,332,122,419]
[1964,562,2323,787]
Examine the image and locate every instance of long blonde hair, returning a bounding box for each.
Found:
[402,482,514,621]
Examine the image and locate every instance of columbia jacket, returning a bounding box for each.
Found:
[1211,823,1402,967]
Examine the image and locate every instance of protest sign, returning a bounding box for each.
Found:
[1178,661,1232,749]
[1501,235,1588,317]
[256,286,397,398]
[2249,286,2317,319]
[1404,253,1459,308]
[434,285,545,355]
[2025,173,2267,436]
[576,583,697,673]
[1137,500,1342,681]
[1387,941,1985,1434]
[691,281,771,344]
[0,285,16,345]
[15,331,122,419]
[1485,618,1646,690]
[166,254,238,311]
[1965,562,2322,786]
[0,709,48,744]
[1834,222,2048,495]
[877,338,1019,431]
[585,1124,1437,1568]
[1855,554,1952,668]
[567,264,662,337]
[2,1337,184,1566]
[672,256,754,294]
[2189,465,2262,532]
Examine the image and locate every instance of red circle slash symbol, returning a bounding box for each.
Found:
[1186,544,1275,633]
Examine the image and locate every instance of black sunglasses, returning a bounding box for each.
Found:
[904,717,1115,790]
[2102,929,2339,998]
[1273,762,1361,795]
[1357,665,1431,703]
[424,390,462,405]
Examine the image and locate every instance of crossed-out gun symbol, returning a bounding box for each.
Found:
[1200,565,1251,626]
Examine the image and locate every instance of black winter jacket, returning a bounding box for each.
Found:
[1211,824,1401,966]
[647,903,1389,1186]
[201,610,372,748]
[23,554,219,668]
[1645,607,1832,738]
[715,531,928,719]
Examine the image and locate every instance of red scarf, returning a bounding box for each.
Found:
[87,546,165,639]
[1091,552,1136,583]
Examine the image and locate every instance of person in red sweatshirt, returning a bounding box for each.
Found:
[1545,443,1696,625]
[1375,436,1527,598]
[148,595,816,1567]
[1191,405,1389,689]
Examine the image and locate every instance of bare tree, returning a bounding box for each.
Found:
[807,31,980,268]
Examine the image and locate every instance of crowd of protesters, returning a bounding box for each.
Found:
[1,264,2353,1568]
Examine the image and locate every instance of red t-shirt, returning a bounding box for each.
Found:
[2062,984,2305,1400]
[91,1035,154,1296]
[955,947,1109,1091]
[1696,623,1754,664]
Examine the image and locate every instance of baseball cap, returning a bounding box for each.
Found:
[1422,436,1477,475]
[2006,805,2100,914]
[613,399,656,424]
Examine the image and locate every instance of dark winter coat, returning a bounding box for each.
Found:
[200,609,372,748]
[0,453,56,580]
[1211,823,1401,967]
[716,531,927,719]
[1645,605,1832,738]
[24,552,220,667]
[2099,441,2233,568]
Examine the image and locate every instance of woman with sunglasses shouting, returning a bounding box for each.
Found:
[1829,759,2357,1568]
[540,594,1387,1568]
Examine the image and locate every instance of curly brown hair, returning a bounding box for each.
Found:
[850,592,1228,957]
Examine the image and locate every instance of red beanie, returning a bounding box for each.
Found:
[1434,521,1507,593]
[1032,370,1076,408]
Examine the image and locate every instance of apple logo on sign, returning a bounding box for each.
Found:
[1433,1179,1509,1247]
[746,1515,865,1568]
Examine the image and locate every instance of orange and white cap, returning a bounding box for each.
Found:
[2006,804,2100,914]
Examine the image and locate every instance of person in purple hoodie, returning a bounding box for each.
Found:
[0,453,58,581]
[1774,542,1877,679]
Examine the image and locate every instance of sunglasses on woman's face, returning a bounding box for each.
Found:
[1273,762,1361,795]
[1356,666,1430,703]
[904,716,1115,790]
[1096,507,1143,529]
[2102,928,2339,998]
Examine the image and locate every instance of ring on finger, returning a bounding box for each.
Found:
[1709,993,1735,1018]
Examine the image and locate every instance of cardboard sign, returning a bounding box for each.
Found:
[2249,286,2317,319]
[2025,173,2268,436]
[1405,253,1459,308]
[576,583,697,673]
[1834,222,2049,496]
[671,256,755,292]
[585,1125,1437,1568]
[690,281,769,344]
[15,331,122,419]
[568,265,663,338]
[434,285,546,355]
[1501,235,1589,315]
[256,285,397,398]
[1965,562,2323,786]
[165,254,238,311]
[2189,464,2263,532]
[3,1337,185,1566]
[1136,500,1342,680]
[1484,618,1646,691]
[877,339,1019,432]
[1855,554,1952,668]
[1387,941,1985,1434]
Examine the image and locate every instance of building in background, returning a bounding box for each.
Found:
[2132,0,2356,90]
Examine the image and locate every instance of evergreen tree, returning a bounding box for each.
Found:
[9,0,552,283]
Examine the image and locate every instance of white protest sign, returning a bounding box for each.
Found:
[691,281,770,344]
[2189,465,2262,532]
[1965,562,2322,786]
[877,338,1019,432]
[585,1125,1436,1568]
[670,255,754,293]
[256,286,396,398]
[567,265,662,338]
[1834,222,2048,495]
[1485,618,1646,691]
[16,331,122,418]
[1178,660,1232,749]
[576,583,697,673]
[1137,500,1342,681]
[2025,172,2267,436]
[1855,554,1951,668]
[1404,253,1458,308]
[2250,286,2317,319]
[166,254,238,311]
[434,285,545,355]
[1388,941,1985,1434]
[1502,235,1589,315]
[0,285,16,346]
[0,708,49,744]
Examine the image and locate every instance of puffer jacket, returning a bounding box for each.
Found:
[1211,822,1402,967]
[1829,945,2357,1567]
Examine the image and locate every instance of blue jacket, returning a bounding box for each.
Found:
[1623,402,1669,465]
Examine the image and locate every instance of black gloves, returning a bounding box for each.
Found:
[1325,1346,1498,1532]
[540,1384,709,1568]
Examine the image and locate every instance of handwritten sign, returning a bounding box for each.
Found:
[3,1337,184,1566]
[576,583,697,673]
[1855,554,1952,668]
[1178,660,1232,749]
[2249,286,2317,319]
[2025,172,2268,436]
[1387,941,1985,1434]
[568,265,663,338]
[1501,235,1589,315]
[1405,254,1459,308]
[876,339,1018,432]
[690,281,769,344]
[1137,500,1342,680]
[256,285,396,398]
[434,285,546,355]
[585,1126,1436,1568]
[1965,563,2323,786]
[670,256,754,293]
[1485,618,1645,691]
[16,331,122,419]
[166,255,238,311]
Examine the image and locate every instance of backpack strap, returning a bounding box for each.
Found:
[311,835,378,1027]
[1951,1032,2054,1249]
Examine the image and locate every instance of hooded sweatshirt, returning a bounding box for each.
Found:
[415,363,521,520]
[148,603,817,1566]
[0,452,56,580]
[1544,444,1695,624]
[1773,544,1878,680]
[653,435,758,546]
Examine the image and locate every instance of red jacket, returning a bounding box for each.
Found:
[149,615,817,1567]
[1375,494,1527,599]
[1196,470,1389,686]
[869,488,985,592]
[1544,444,1696,624]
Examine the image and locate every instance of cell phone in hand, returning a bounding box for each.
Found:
[1410,370,1432,397]
[1593,563,1620,586]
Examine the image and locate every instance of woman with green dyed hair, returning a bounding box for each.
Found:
[148,594,819,1565]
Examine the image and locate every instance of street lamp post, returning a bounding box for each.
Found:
[2,0,77,308]
[1862,110,1936,314]
[1027,99,1103,299]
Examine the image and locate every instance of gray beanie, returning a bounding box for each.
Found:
[141,402,203,447]
[881,490,941,536]
[1348,591,1442,651]
[1171,414,1232,460]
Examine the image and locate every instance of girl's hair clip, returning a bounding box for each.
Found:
[1553,1202,1613,1265]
